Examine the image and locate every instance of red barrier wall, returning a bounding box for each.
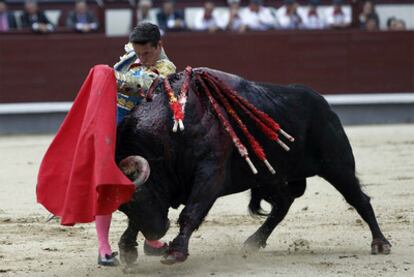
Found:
[0,30,413,103]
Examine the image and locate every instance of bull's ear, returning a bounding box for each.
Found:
[119,156,151,186]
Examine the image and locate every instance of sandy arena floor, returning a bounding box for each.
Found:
[0,124,413,277]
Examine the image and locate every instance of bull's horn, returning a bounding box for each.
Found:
[119,156,151,186]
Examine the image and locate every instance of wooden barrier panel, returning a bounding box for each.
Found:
[164,31,414,94]
[0,30,413,103]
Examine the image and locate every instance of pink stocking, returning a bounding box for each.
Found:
[96,214,112,257]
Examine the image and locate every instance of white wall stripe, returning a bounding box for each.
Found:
[0,93,413,114]
[0,102,73,114]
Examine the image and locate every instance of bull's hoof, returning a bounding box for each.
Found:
[119,242,138,265]
[243,235,266,251]
[144,241,169,256]
[161,251,188,265]
[371,238,392,255]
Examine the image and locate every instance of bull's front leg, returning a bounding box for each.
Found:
[118,219,139,265]
[162,164,224,265]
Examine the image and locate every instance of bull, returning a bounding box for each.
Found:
[115,67,391,265]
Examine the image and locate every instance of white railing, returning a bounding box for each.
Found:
[1,93,413,114]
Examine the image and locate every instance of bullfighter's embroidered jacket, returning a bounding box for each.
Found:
[114,43,176,118]
[114,43,176,93]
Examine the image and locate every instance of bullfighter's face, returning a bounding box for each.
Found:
[132,41,162,67]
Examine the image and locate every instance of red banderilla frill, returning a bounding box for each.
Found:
[202,75,275,174]
[163,66,192,132]
[163,78,184,132]
[206,73,295,150]
[178,66,192,120]
[196,75,258,174]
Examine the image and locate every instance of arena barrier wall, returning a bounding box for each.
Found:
[1,31,413,133]
[1,31,413,103]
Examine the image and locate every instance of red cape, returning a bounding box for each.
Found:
[36,65,135,226]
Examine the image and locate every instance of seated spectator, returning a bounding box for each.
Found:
[393,19,406,31]
[0,0,17,32]
[386,16,396,30]
[137,0,154,23]
[20,0,54,33]
[66,0,98,33]
[358,0,379,30]
[302,0,326,29]
[364,14,379,31]
[240,0,275,31]
[325,0,351,29]
[223,0,245,32]
[276,0,303,29]
[156,0,186,32]
[193,1,221,33]
[387,17,406,31]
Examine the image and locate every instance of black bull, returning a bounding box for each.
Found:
[115,68,391,265]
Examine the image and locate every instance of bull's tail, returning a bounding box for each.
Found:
[248,188,269,217]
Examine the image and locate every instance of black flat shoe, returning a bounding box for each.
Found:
[143,241,168,256]
[98,252,120,266]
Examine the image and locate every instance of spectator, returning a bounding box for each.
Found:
[66,0,99,33]
[0,0,17,32]
[386,16,396,30]
[393,19,406,31]
[302,0,326,29]
[387,17,406,31]
[364,14,379,31]
[193,1,221,33]
[240,0,275,31]
[137,0,154,23]
[359,0,379,30]
[325,0,351,29]
[277,0,303,29]
[156,0,186,32]
[20,0,54,33]
[223,0,245,32]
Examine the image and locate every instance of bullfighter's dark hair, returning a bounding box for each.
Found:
[129,23,161,47]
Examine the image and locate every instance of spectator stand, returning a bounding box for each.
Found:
[374,0,413,30]
[2,0,413,35]
[5,0,105,33]
[146,1,413,33]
